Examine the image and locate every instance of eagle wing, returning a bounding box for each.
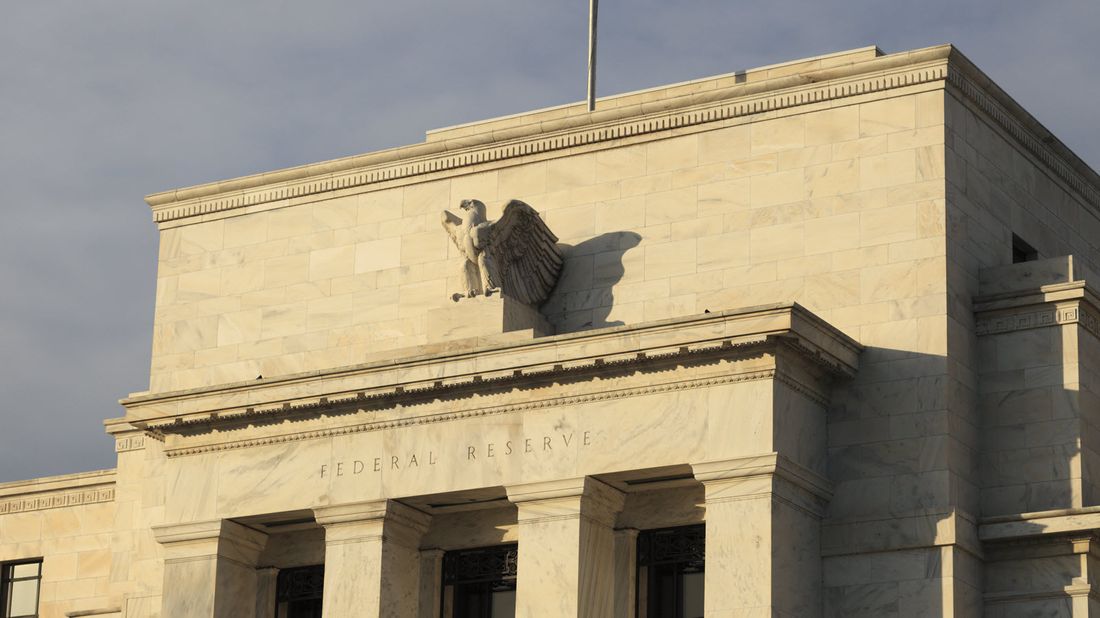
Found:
[441,209,465,253]
[485,200,563,305]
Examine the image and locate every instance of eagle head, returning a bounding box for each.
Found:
[459,199,487,222]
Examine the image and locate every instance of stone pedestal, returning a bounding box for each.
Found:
[152,519,268,618]
[507,477,625,618]
[314,500,431,618]
[692,456,830,618]
[428,294,553,342]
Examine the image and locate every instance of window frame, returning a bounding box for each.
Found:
[274,564,324,618]
[440,543,519,618]
[1,559,43,618]
[636,524,705,618]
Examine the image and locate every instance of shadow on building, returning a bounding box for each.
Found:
[543,231,642,333]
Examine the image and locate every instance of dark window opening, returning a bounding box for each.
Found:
[1012,233,1039,264]
[276,565,324,618]
[441,544,518,618]
[637,525,705,618]
[1,560,42,618]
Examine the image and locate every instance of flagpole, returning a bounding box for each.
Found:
[587,0,598,112]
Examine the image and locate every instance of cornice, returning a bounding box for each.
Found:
[145,48,954,225]
[124,303,860,415]
[144,45,1100,227]
[130,305,860,458]
[944,50,1100,210]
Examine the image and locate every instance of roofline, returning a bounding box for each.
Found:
[143,43,1100,223]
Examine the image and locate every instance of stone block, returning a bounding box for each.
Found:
[427,295,553,342]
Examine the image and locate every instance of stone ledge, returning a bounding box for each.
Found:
[980,506,1100,542]
[122,303,861,424]
[65,609,122,618]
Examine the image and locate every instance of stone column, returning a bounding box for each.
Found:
[418,548,445,618]
[506,477,625,618]
[152,519,268,618]
[613,528,639,618]
[692,455,830,618]
[314,500,431,618]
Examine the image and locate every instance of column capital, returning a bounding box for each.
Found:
[506,476,624,527]
[692,453,832,517]
[314,499,431,547]
[151,518,268,564]
[693,453,832,497]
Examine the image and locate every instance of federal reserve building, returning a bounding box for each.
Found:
[4,43,1100,617]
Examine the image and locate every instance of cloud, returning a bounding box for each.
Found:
[0,0,1097,481]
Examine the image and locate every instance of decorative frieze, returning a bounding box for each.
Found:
[0,486,114,515]
[161,368,780,458]
[976,303,1100,339]
[115,435,146,452]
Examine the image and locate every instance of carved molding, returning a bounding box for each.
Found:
[0,486,114,515]
[115,435,146,452]
[148,57,1100,227]
[162,368,782,458]
[945,69,1100,209]
[150,64,951,224]
[148,322,852,457]
[976,303,1100,340]
[140,323,855,437]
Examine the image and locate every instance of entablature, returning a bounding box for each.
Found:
[974,255,1100,339]
[120,303,860,458]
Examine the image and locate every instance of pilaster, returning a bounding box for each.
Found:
[418,548,445,618]
[613,527,639,618]
[255,567,278,618]
[693,454,830,618]
[313,500,432,618]
[507,477,625,618]
[152,519,268,618]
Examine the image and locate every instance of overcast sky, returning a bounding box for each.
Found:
[1,1,1097,483]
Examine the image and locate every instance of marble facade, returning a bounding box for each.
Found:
[3,44,1100,616]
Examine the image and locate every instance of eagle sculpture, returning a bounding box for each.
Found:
[441,199,563,305]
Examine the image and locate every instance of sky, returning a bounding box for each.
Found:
[1,0,1098,483]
